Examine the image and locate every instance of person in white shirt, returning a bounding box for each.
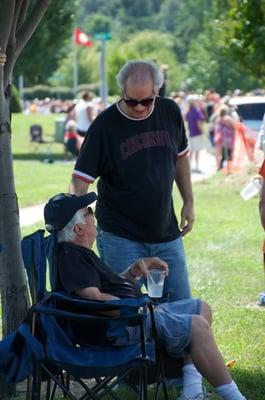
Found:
[74,92,93,137]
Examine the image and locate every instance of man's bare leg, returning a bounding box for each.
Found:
[189,315,246,399]
[180,302,212,398]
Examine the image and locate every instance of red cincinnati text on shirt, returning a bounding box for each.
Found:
[120,130,171,160]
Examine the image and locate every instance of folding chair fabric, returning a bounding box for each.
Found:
[0,322,44,383]
[30,293,155,400]
[21,230,46,303]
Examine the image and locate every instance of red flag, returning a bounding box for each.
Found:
[74,28,93,47]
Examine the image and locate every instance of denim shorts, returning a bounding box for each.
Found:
[97,228,191,301]
[114,298,201,358]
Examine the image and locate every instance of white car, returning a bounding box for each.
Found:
[229,96,265,137]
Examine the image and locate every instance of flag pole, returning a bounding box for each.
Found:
[73,30,78,98]
[99,39,108,107]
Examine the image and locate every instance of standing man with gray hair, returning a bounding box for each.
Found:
[69,59,194,303]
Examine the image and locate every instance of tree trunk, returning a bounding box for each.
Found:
[0,87,29,398]
[0,1,54,396]
[0,88,29,338]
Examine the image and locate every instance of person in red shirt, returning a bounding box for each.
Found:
[64,120,83,158]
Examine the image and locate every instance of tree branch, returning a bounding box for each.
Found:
[9,0,24,46]
[3,0,51,89]
[0,0,16,51]
[16,0,51,57]
[16,0,31,31]
[0,1,16,94]
[7,1,30,81]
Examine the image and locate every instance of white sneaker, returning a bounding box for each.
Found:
[177,392,209,400]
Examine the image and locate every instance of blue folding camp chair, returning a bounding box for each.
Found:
[31,292,155,400]
[20,229,182,400]
[21,231,155,400]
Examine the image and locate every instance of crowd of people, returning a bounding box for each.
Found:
[172,90,258,173]
[20,85,260,169]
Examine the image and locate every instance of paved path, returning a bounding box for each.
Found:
[20,151,216,227]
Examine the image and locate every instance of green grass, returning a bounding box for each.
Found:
[12,113,76,207]
[181,174,264,399]
[9,114,265,399]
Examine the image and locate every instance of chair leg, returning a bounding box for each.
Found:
[26,375,33,400]
[31,363,42,400]
[154,382,160,400]
[156,352,169,400]
[26,375,32,400]
[45,379,51,400]
[49,381,57,400]
[138,366,148,400]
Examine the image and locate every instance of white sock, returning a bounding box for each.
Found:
[215,381,246,400]
[182,363,203,398]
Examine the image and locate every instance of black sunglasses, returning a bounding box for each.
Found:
[123,96,155,108]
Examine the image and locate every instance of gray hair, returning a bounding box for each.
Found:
[57,209,86,243]
[116,60,164,92]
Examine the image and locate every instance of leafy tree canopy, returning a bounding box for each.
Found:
[83,14,111,35]
[14,0,76,86]
[214,0,265,81]
[20,0,265,95]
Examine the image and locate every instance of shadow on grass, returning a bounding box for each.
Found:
[14,368,265,400]
[205,368,265,399]
[13,153,67,161]
[232,368,265,399]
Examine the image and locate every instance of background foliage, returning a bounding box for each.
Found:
[72,0,264,95]
[15,0,265,96]
[14,0,76,87]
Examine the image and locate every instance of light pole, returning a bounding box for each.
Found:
[94,32,112,108]
[99,39,108,107]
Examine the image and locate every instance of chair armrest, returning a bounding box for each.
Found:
[33,304,145,324]
[34,291,149,325]
[50,291,149,309]
[33,292,150,349]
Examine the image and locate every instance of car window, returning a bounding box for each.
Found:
[236,103,265,120]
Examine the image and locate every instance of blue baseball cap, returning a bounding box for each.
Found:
[44,192,97,232]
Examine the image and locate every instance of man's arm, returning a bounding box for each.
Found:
[75,287,120,317]
[75,286,119,301]
[175,154,195,236]
[69,176,89,195]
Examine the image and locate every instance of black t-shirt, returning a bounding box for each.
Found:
[57,242,140,298]
[73,96,188,243]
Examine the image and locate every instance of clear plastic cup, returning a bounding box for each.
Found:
[147,268,165,298]
[240,179,261,201]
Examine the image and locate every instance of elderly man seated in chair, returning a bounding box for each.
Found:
[44,192,247,400]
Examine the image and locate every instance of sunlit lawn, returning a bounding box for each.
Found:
[6,114,265,399]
